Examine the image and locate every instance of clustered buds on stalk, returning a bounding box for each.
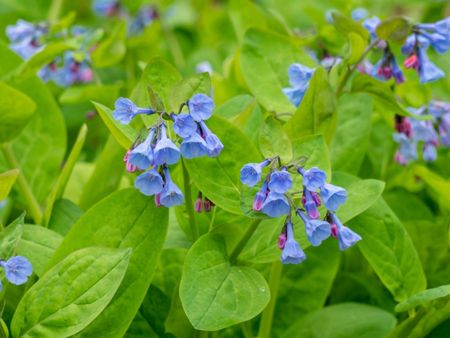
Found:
[113,93,223,208]
[240,157,361,265]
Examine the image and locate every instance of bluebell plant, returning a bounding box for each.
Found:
[0,256,32,290]
[240,157,361,264]
[113,93,223,208]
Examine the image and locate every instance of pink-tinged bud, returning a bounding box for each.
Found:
[252,193,265,211]
[203,198,214,212]
[301,194,306,206]
[278,233,287,249]
[123,151,138,173]
[404,54,419,70]
[81,68,93,82]
[85,111,97,120]
[311,192,322,207]
[154,194,162,207]
[395,116,412,137]
[394,151,408,166]
[378,66,392,79]
[194,198,203,213]
[330,223,338,238]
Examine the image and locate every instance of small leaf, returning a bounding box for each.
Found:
[396,285,450,312]
[376,16,412,42]
[259,116,292,163]
[0,213,24,258]
[59,85,121,105]
[0,169,19,200]
[331,11,370,40]
[347,32,367,64]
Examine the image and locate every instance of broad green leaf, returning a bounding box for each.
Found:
[125,312,158,338]
[413,165,450,209]
[259,116,292,163]
[284,303,396,338]
[228,0,270,42]
[47,188,169,338]
[331,93,373,174]
[331,11,370,40]
[284,67,337,143]
[396,285,450,312]
[11,247,131,338]
[347,32,367,64]
[16,224,63,277]
[48,198,83,236]
[170,72,211,111]
[292,135,331,177]
[92,22,126,68]
[0,169,19,200]
[241,28,314,114]
[180,234,270,330]
[142,57,182,112]
[43,124,87,226]
[0,82,36,143]
[348,198,426,301]
[375,16,412,42]
[59,84,121,105]
[93,101,138,149]
[0,213,24,258]
[184,115,261,215]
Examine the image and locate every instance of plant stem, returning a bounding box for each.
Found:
[258,261,283,338]
[182,159,199,241]
[240,321,253,338]
[229,219,261,263]
[1,144,42,224]
[48,0,65,22]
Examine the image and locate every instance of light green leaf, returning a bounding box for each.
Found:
[92,22,127,68]
[375,16,412,42]
[292,135,331,177]
[347,32,367,64]
[11,247,131,338]
[396,285,450,312]
[0,169,19,200]
[259,116,292,163]
[331,11,370,40]
[48,199,83,236]
[59,85,121,105]
[170,72,211,111]
[0,213,24,258]
[413,165,450,209]
[180,234,270,330]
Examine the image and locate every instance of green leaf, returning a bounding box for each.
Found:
[16,224,63,277]
[170,72,211,111]
[348,197,426,302]
[347,32,367,64]
[375,16,412,42]
[47,188,169,338]
[413,165,450,209]
[259,116,292,163]
[284,303,396,338]
[142,57,182,112]
[93,101,138,149]
[92,22,127,68]
[284,67,337,143]
[396,285,450,312]
[0,213,24,258]
[59,85,121,105]
[331,11,370,40]
[180,234,270,330]
[331,93,373,174]
[292,135,331,177]
[0,82,36,143]
[184,115,261,215]
[48,199,83,236]
[0,169,19,200]
[11,247,131,338]
[240,28,314,114]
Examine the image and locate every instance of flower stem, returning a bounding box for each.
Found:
[182,159,199,242]
[257,261,283,338]
[1,144,42,224]
[229,219,261,263]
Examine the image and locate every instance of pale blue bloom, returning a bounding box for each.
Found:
[0,256,32,285]
[261,192,290,217]
[199,121,223,157]
[330,213,361,250]
[172,113,197,138]
[297,209,331,246]
[268,168,292,193]
[160,167,184,207]
[351,8,368,21]
[303,189,320,219]
[240,160,269,187]
[320,184,347,211]
[299,167,327,191]
[113,97,155,125]
[134,168,164,196]
[281,220,306,264]
[188,93,215,122]
[180,132,209,159]
[129,128,156,170]
[153,125,181,165]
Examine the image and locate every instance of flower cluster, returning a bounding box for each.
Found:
[283,63,315,107]
[394,101,450,165]
[93,0,158,36]
[240,158,361,264]
[113,93,223,207]
[0,256,32,290]
[6,20,95,87]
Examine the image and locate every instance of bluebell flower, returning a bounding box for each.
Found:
[416,18,450,53]
[281,220,306,264]
[153,125,181,165]
[330,213,361,250]
[410,119,438,143]
[268,168,292,193]
[180,132,209,159]
[172,113,197,138]
[371,49,404,84]
[240,160,270,187]
[188,93,215,122]
[325,10,334,24]
[160,167,184,207]
[6,20,36,43]
[298,167,327,191]
[123,150,137,173]
[319,184,347,211]
[199,121,223,157]
[417,48,445,84]
[297,209,331,246]
[253,180,269,211]
[282,87,306,108]
[129,6,158,35]
[283,63,315,108]
[134,168,164,196]
[417,18,450,37]
[113,98,154,124]
[302,189,320,219]
[393,133,418,165]
[351,8,368,21]
[363,16,381,41]
[0,256,32,285]
[10,38,42,60]
[423,142,437,162]
[92,0,120,17]
[196,61,213,74]
[261,192,290,217]
[421,32,450,53]
[128,128,156,170]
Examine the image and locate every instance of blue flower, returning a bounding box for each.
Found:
[281,220,306,264]
[268,168,292,193]
[371,51,404,84]
[410,119,438,143]
[0,256,32,285]
[421,32,450,53]
[351,8,368,21]
[153,125,181,165]
[129,6,157,35]
[188,93,215,122]
[261,192,290,217]
[363,16,381,41]
[297,210,331,246]
[240,160,270,187]
[299,167,327,191]
[320,184,347,211]
[134,168,164,196]
[6,20,36,43]
[417,48,445,84]
[128,128,156,170]
[113,98,155,125]
[253,180,269,211]
[172,113,197,138]
[423,142,437,162]
[330,213,361,250]
[302,189,320,219]
[283,63,314,108]
[10,38,42,60]
[196,61,213,74]
[160,167,184,207]
[93,0,120,17]
[282,87,306,108]
[180,132,209,159]
[199,121,223,157]
[393,133,418,165]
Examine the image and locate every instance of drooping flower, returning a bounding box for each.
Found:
[283,63,315,107]
[393,133,418,165]
[253,180,269,211]
[371,49,405,84]
[268,167,293,193]
[123,150,138,173]
[188,93,215,122]
[261,192,290,217]
[6,20,46,60]
[240,160,270,187]
[172,113,197,138]
[180,132,209,159]
[198,121,223,157]
[297,209,331,247]
[128,128,156,170]
[298,167,327,191]
[319,184,347,211]
[113,98,155,124]
[351,8,368,21]
[153,125,181,165]
[92,0,121,17]
[363,16,381,41]
[160,167,184,207]
[134,168,164,196]
[0,256,32,285]
[330,213,361,250]
[280,220,306,264]
[129,6,158,35]
[423,142,437,162]
[302,189,320,219]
